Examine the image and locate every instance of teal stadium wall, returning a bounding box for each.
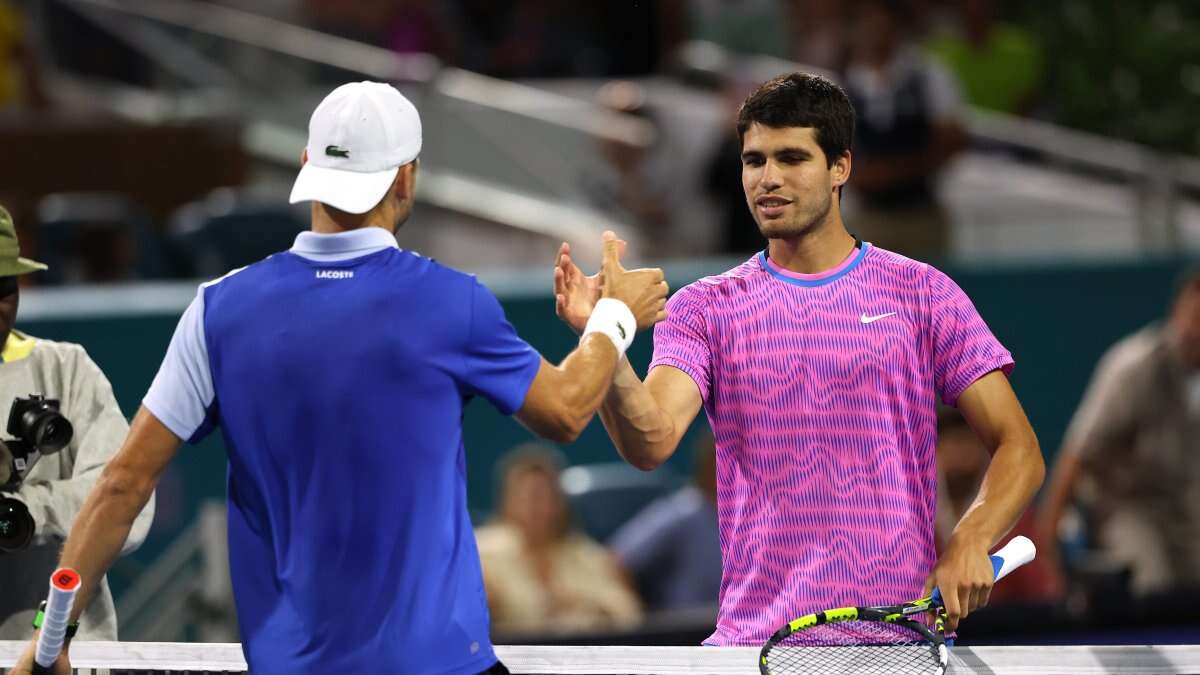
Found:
[17,257,1186,579]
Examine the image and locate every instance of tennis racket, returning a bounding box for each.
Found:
[32,567,80,675]
[758,535,1036,675]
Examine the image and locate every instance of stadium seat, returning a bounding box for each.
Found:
[35,191,176,284]
[168,188,306,278]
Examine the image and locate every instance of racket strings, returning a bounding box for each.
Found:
[766,621,944,675]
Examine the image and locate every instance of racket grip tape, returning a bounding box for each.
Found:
[32,568,81,673]
[931,535,1036,606]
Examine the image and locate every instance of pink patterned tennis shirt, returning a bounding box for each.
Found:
[649,243,1013,646]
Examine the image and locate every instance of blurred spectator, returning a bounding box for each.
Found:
[705,72,762,255]
[454,0,591,78]
[935,409,1061,605]
[304,0,391,45]
[387,0,458,62]
[785,0,847,73]
[705,70,763,254]
[585,81,677,254]
[841,0,966,260]
[476,445,642,635]
[687,0,789,59]
[0,0,48,111]
[1037,269,1200,597]
[610,433,721,612]
[926,0,1044,115]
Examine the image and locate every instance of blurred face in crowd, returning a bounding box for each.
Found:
[502,463,568,548]
[741,124,849,240]
[1170,279,1200,368]
[0,275,18,346]
[853,1,900,65]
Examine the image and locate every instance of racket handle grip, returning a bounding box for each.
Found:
[931,535,1037,605]
[34,568,81,672]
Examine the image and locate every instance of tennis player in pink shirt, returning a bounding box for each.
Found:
[553,73,1045,646]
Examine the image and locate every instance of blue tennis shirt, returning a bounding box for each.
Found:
[144,228,542,674]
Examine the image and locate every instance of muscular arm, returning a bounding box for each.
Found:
[514,334,622,443]
[57,407,181,625]
[598,362,702,471]
[951,370,1045,549]
[929,370,1045,629]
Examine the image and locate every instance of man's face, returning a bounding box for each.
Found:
[0,276,18,345]
[740,124,845,240]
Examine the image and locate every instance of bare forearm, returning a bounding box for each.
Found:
[519,334,622,443]
[599,359,676,470]
[558,334,621,419]
[952,440,1045,548]
[58,468,154,624]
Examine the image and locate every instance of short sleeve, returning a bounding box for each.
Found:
[927,267,1014,405]
[457,279,541,416]
[1062,338,1142,461]
[143,288,218,443]
[649,283,713,402]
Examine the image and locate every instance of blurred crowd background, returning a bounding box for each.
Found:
[2,0,1199,648]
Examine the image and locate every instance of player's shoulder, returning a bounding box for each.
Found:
[672,254,762,303]
[859,244,949,293]
[862,244,934,276]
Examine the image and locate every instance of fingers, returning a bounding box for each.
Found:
[941,582,962,632]
[942,578,992,632]
[602,230,624,273]
[974,580,993,614]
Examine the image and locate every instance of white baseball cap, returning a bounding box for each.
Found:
[289,81,422,214]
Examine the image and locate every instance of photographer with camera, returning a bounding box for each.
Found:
[0,206,153,641]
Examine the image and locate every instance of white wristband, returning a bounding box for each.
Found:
[583,298,636,356]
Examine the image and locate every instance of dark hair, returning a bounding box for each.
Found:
[735,72,856,168]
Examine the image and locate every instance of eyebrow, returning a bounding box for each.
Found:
[741,147,814,161]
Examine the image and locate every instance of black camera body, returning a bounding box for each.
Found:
[0,395,74,553]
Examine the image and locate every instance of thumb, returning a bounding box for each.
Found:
[601,230,624,273]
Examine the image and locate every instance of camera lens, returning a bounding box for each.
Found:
[0,497,33,552]
[31,415,72,455]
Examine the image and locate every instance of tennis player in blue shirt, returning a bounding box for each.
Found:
[12,82,667,675]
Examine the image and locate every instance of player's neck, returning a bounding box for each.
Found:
[310,203,398,235]
[766,226,858,275]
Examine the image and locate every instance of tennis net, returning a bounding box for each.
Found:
[2,642,1199,674]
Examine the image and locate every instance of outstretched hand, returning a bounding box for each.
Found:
[599,231,668,332]
[553,240,607,336]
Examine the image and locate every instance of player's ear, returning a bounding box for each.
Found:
[394,161,416,200]
[831,151,851,191]
[300,148,308,167]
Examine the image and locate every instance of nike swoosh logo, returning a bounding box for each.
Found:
[860,312,897,324]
